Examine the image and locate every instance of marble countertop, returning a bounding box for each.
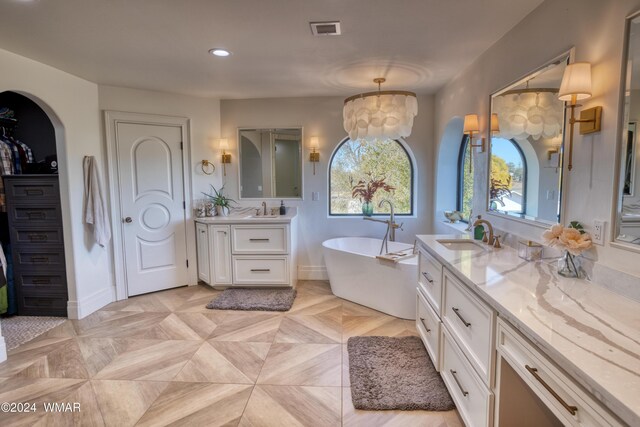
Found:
[416,234,640,426]
[194,207,297,224]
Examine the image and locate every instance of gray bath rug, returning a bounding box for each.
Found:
[1,316,67,351]
[348,336,455,411]
[206,288,297,311]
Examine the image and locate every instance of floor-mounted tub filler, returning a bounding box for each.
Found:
[322,237,417,319]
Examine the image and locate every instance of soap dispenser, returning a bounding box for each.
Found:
[473,215,484,240]
[279,200,286,215]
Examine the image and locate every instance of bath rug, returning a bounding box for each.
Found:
[348,336,455,411]
[1,316,67,351]
[206,288,297,311]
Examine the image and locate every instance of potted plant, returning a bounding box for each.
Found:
[542,221,592,278]
[351,173,395,216]
[203,184,235,217]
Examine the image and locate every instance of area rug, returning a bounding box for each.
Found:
[347,336,455,411]
[206,288,297,311]
[1,316,67,351]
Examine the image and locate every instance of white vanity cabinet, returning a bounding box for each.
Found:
[195,211,297,288]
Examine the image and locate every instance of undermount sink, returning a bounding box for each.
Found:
[436,239,486,252]
[246,214,280,219]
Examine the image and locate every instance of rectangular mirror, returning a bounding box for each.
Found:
[238,128,303,199]
[615,13,640,246]
[488,53,569,226]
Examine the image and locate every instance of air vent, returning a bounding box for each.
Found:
[310,21,341,36]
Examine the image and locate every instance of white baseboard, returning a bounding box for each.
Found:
[0,336,6,362]
[298,265,329,281]
[67,286,116,320]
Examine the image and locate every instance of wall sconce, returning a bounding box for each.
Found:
[219,138,231,176]
[558,62,603,171]
[490,113,500,134]
[463,114,485,173]
[309,136,320,175]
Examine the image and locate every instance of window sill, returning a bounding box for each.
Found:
[441,220,472,234]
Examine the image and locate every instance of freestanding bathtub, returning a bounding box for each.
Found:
[322,237,417,319]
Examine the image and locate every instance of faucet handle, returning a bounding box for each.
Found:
[493,235,502,249]
[482,231,488,243]
[255,208,261,216]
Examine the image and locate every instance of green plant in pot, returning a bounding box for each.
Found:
[203,184,235,217]
[351,173,395,217]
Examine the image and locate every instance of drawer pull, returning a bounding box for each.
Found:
[450,370,469,397]
[249,238,270,242]
[32,278,52,285]
[25,188,44,196]
[28,233,48,241]
[525,365,578,416]
[452,307,471,327]
[251,269,271,272]
[30,256,50,263]
[421,271,434,283]
[419,317,431,333]
[27,211,46,219]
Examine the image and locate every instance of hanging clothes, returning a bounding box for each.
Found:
[83,156,111,247]
[0,243,7,315]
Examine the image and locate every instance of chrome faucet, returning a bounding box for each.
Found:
[473,217,495,245]
[261,201,267,216]
[364,199,403,254]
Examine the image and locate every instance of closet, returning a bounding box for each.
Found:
[0,91,67,317]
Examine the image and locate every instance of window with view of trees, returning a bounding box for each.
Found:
[490,137,526,214]
[329,138,413,215]
[457,136,473,222]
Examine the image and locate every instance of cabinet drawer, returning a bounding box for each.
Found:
[231,225,288,254]
[13,248,65,270]
[442,328,493,427]
[18,293,67,317]
[9,205,61,224]
[15,271,67,293]
[416,289,441,371]
[232,256,289,285]
[496,319,623,427]
[4,177,59,202]
[11,227,64,246]
[418,246,443,314]
[443,268,495,385]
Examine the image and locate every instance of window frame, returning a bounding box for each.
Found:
[328,137,415,217]
[456,134,471,222]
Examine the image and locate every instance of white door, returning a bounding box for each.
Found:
[116,122,188,296]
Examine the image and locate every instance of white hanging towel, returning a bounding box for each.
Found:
[83,156,111,247]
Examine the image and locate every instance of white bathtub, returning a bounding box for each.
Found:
[322,237,417,319]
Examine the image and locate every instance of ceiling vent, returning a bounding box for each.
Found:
[310,21,341,36]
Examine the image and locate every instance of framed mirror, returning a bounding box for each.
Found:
[615,12,640,247]
[238,127,303,199]
[488,53,569,226]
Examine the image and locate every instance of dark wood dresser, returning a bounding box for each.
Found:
[4,175,67,316]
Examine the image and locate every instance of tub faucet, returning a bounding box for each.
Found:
[363,199,403,254]
[473,218,495,245]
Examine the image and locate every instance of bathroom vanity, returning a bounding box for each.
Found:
[415,235,638,427]
[195,208,298,288]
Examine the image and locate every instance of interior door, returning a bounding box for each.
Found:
[116,122,187,296]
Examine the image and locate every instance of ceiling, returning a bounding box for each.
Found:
[0,0,544,99]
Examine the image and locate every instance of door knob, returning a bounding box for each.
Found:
[124,217,132,223]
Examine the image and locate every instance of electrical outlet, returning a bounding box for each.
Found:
[593,220,605,245]
[312,191,319,201]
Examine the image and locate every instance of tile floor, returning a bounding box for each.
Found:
[0,281,463,427]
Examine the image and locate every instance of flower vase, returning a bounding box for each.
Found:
[557,250,581,278]
[362,201,374,217]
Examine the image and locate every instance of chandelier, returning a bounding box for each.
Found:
[343,78,418,142]
[492,88,564,141]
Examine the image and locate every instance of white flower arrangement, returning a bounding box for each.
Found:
[542,221,592,255]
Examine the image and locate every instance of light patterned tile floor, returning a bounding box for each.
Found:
[0,281,462,426]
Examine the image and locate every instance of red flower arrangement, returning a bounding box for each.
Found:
[351,173,395,203]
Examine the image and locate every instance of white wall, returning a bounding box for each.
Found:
[220,96,435,279]
[97,85,221,288]
[435,0,640,278]
[0,48,114,327]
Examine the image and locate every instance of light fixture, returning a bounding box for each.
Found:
[343,77,418,142]
[490,113,500,134]
[558,62,602,171]
[219,138,231,176]
[309,136,320,175]
[209,48,231,57]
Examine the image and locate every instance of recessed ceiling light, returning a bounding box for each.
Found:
[209,48,231,57]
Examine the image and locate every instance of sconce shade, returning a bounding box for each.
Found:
[490,113,500,133]
[558,62,592,102]
[219,138,229,150]
[463,114,479,134]
[309,136,319,150]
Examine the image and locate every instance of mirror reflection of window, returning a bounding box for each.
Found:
[490,138,526,215]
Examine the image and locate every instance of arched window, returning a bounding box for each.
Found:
[490,137,527,215]
[329,138,414,216]
[457,135,473,221]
